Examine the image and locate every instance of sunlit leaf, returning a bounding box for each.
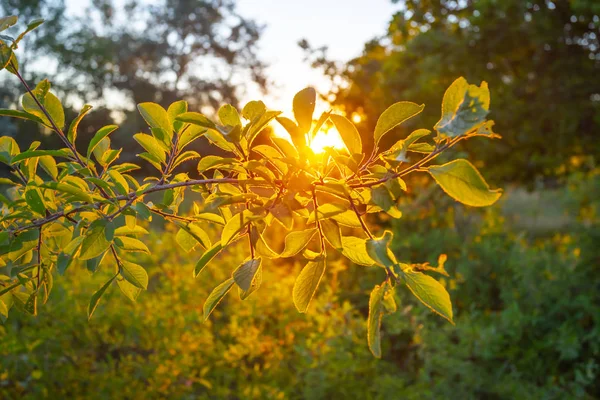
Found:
[280,228,317,258]
[366,230,398,270]
[120,260,148,290]
[293,87,316,133]
[367,283,385,358]
[330,114,362,154]
[138,102,172,140]
[434,77,490,137]
[203,278,234,320]
[402,268,453,323]
[194,242,224,278]
[233,258,262,291]
[340,236,376,266]
[293,256,326,313]
[428,159,502,207]
[79,222,110,261]
[373,101,424,146]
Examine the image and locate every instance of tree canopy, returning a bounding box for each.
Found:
[303,0,600,184]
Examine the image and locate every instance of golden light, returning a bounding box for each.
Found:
[272,122,347,154]
[351,113,362,124]
[309,126,346,154]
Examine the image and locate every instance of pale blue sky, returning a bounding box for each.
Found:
[237,0,398,111]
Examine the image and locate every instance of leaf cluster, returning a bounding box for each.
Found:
[0,16,501,357]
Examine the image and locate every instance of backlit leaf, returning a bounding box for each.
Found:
[374,101,424,146]
[203,278,234,320]
[293,87,316,133]
[293,256,326,313]
[368,283,386,358]
[428,159,501,207]
[280,228,317,258]
[233,258,262,291]
[330,114,362,154]
[79,222,110,261]
[402,269,453,323]
[194,242,224,278]
[120,260,148,290]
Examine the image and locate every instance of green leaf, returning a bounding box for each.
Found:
[167,100,187,132]
[21,80,65,129]
[117,278,142,302]
[14,18,44,45]
[197,156,237,173]
[241,100,266,121]
[367,283,386,358]
[175,223,211,252]
[38,155,58,179]
[138,102,172,140]
[402,269,453,323]
[232,258,262,291]
[276,116,304,151]
[340,236,376,266]
[366,230,398,270]
[238,262,262,300]
[0,136,19,165]
[133,133,166,163]
[203,278,234,320]
[293,87,316,133]
[107,170,129,196]
[434,77,490,137]
[120,260,148,290]
[87,125,118,159]
[88,274,117,319]
[374,101,424,146]
[114,236,150,254]
[371,184,395,212]
[218,104,241,127]
[0,16,18,33]
[0,108,45,125]
[293,256,326,313]
[24,186,46,215]
[79,222,110,261]
[221,210,252,246]
[194,242,223,278]
[10,149,70,164]
[0,44,15,71]
[39,181,92,203]
[330,114,362,154]
[280,228,317,258]
[428,159,502,207]
[176,112,217,131]
[320,219,342,250]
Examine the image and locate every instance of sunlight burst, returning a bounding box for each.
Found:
[272,122,347,154]
[309,126,346,154]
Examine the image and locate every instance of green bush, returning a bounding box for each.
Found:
[2,175,598,399]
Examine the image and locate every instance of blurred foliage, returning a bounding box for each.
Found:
[0,0,267,168]
[1,170,598,399]
[302,0,600,185]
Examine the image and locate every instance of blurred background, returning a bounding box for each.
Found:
[1,0,599,399]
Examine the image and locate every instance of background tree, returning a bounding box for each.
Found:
[302,0,600,185]
[0,0,267,166]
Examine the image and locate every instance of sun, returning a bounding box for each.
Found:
[309,125,346,154]
[272,122,347,154]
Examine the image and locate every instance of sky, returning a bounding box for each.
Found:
[236,0,398,113]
